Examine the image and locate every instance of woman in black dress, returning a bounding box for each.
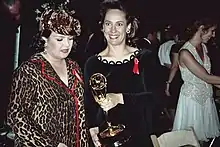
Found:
[84,1,160,146]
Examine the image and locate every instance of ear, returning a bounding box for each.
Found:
[42,36,48,48]
[42,36,47,42]
[199,25,207,34]
[99,21,104,32]
[199,25,204,30]
[126,23,131,33]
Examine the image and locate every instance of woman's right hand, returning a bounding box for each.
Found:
[165,83,171,96]
[57,143,67,147]
[89,127,101,147]
[100,93,124,112]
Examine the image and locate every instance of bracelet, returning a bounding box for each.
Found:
[166,81,171,84]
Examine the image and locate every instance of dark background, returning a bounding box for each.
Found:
[1,0,220,146]
[18,0,220,63]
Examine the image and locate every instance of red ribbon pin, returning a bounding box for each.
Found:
[133,57,139,74]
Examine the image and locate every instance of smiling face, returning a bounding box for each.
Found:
[201,26,216,43]
[43,31,74,60]
[102,9,130,46]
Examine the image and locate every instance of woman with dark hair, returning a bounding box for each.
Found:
[7,1,88,147]
[172,18,220,143]
[84,0,159,146]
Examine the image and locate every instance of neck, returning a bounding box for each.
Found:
[189,35,202,50]
[42,52,65,65]
[106,44,129,58]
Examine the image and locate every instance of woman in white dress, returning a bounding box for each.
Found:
[173,18,220,143]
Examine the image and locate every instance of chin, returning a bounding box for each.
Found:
[109,40,124,46]
[202,40,208,44]
[109,42,121,46]
[60,54,69,59]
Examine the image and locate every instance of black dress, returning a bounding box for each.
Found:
[84,49,160,147]
[168,43,183,109]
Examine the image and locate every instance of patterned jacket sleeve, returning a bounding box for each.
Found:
[72,61,89,146]
[7,63,58,147]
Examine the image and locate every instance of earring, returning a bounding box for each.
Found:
[43,50,47,55]
[126,30,130,34]
[128,39,131,43]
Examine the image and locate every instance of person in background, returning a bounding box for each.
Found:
[7,1,88,146]
[158,24,177,69]
[84,28,107,59]
[165,29,186,120]
[172,18,220,144]
[0,0,20,138]
[136,23,160,53]
[84,0,159,146]
[157,25,178,123]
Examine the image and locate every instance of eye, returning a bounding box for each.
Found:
[56,38,63,41]
[69,37,74,40]
[117,22,124,27]
[104,22,111,26]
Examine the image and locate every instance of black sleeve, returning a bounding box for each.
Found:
[116,50,160,109]
[123,50,161,133]
[171,43,183,53]
[83,57,104,128]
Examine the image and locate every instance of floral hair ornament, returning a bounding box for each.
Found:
[35,0,81,36]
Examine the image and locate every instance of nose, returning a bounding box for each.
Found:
[63,38,70,47]
[110,25,116,33]
[212,32,216,37]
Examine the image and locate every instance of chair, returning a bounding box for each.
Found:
[150,127,200,147]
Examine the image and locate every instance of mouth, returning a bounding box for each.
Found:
[60,49,69,53]
[109,35,119,40]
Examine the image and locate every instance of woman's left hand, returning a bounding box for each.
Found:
[100,93,124,112]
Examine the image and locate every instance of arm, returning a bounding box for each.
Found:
[7,66,58,147]
[74,62,89,146]
[179,49,220,84]
[165,52,179,96]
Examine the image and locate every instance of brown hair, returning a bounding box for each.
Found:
[186,18,217,39]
